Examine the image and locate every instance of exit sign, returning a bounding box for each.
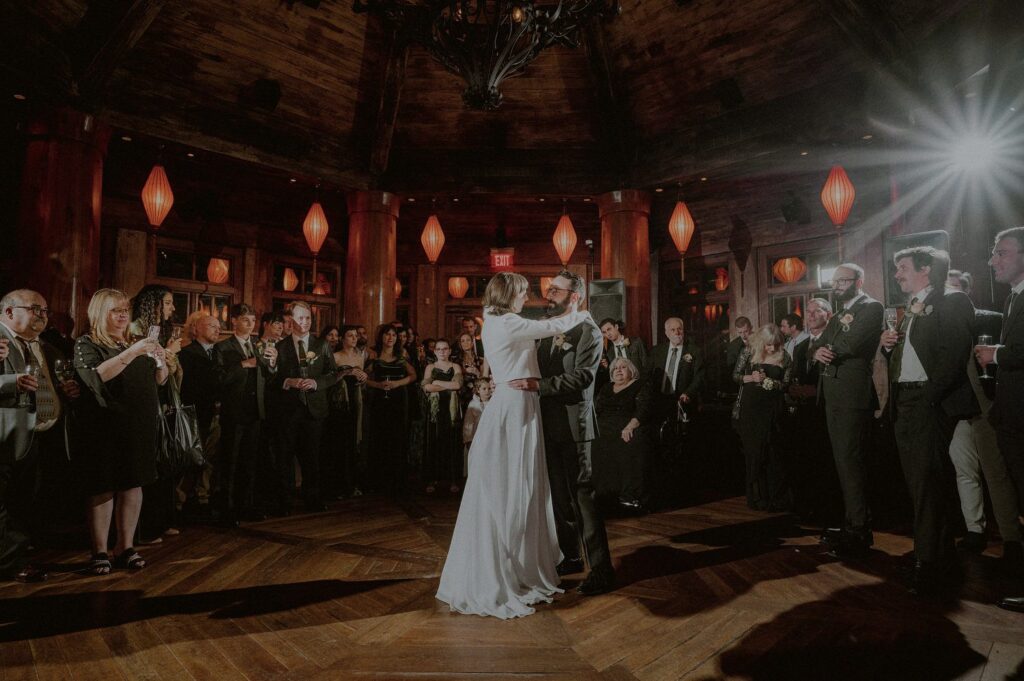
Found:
[490,248,515,271]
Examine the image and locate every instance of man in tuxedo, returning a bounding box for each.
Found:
[178,314,222,510]
[726,317,753,373]
[510,270,613,595]
[779,313,808,359]
[648,317,705,430]
[881,247,976,595]
[0,289,79,582]
[270,301,338,513]
[786,297,839,523]
[976,226,1024,611]
[597,318,647,393]
[214,304,278,522]
[812,264,884,559]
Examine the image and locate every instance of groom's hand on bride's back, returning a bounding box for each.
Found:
[509,378,540,392]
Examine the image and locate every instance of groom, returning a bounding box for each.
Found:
[511,270,615,595]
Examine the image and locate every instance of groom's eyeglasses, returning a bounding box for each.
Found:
[545,286,571,296]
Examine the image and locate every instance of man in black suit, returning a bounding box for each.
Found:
[726,316,753,373]
[214,304,278,522]
[0,289,79,582]
[648,317,705,433]
[597,318,647,393]
[976,226,1024,611]
[881,247,976,595]
[178,313,222,510]
[786,297,840,524]
[510,270,613,595]
[813,264,884,559]
[462,316,485,357]
[269,301,338,513]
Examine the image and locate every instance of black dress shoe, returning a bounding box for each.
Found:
[957,531,987,553]
[577,569,615,596]
[907,561,962,597]
[556,558,584,576]
[14,565,48,583]
[827,532,871,560]
[997,596,1024,613]
[819,527,844,546]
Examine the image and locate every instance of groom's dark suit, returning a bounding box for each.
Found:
[537,314,612,577]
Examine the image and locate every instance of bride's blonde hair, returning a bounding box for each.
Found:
[482,272,529,315]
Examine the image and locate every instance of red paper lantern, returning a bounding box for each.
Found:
[141,164,174,227]
[303,201,329,256]
[714,267,729,291]
[448,277,469,299]
[820,165,856,227]
[206,257,230,284]
[552,214,577,266]
[668,200,697,279]
[773,257,807,284]
[421,214,445,264]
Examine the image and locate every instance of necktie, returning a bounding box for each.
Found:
[1003,292,1018,343]
[616,344,625,359]
[297,339,309,404]
[298,339,307,361]
[663,347,679,394]
[243,340,253,359]
[20,339,57,423]
[891,297,915,381]
[206,346,213,361]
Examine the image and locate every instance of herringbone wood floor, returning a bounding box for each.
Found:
[2,495,1022,680]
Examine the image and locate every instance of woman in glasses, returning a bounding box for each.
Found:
[73,288,168,575]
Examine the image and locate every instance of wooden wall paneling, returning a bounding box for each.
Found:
[113,227,148,299]
[415,264,441,340]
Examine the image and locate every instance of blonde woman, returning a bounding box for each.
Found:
[73,288,168,574]
[732,323,793,511]
[437,271,589,619]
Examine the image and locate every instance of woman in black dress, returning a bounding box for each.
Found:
[421,338,464,494]
[454,331,489,410]
[592,357,654,511]
[732,324,793,511]
[74,288,168,574]
[322,325,367,498]
[364,324,417,496]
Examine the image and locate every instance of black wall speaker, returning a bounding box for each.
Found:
[589,279,626,326]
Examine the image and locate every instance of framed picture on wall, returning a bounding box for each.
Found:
[883,230,950,307]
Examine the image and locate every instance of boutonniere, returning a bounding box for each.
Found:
[683,353,693,363]
[553,334,573,351]
[908,301,934,317]
[622,337,631,347]
[304,351,317,363]
[839,312,855,332]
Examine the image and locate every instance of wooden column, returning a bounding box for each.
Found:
[18,107,111,335]
[344,191,399,333]
[597,190,652,345]
[416,264,440,339]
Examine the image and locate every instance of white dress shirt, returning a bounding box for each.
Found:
[899,285,931,383]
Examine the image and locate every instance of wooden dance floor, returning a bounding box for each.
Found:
[3,495,1023,680]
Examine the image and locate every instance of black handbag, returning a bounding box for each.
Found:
[157,381,205,476]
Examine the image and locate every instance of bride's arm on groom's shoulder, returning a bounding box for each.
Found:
[502,310,587,342]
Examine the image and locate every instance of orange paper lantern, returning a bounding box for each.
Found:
[394,278,403,299]
[448,277,469,299]
[282,267,299,292]
[303,201,330,256]
[552,214,577,266]
[312,281,326,296]
[540,277,554,295]
[714,267,729,291]
[820,165,856,227]
[206,257,230,284]
[420,214,445,264]
[141,164,174,227]
[668,200,697,280]
[773,257,807,284]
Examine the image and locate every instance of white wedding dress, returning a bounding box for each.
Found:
[436,309,589,619]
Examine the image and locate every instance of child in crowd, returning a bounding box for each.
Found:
[461,378,494,478]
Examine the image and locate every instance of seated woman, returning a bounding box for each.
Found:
[74,288,169,574]
[421,338,463,494]
[592,357,654,512]
[732,324,793,512]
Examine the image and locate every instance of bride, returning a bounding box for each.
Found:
[436,271,589,619]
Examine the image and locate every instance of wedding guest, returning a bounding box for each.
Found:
[455,331,489,407]
[598,318,647,394]
[322,325,367,499]
[177,313,222,511]
[260,312,285,343]
[0,289,79,582]
[130,285,182,543]
[647,317,705,447]
[282,307,294,337]
[779,313,808,358]
[214,304,278,522]
[592,357,654,513]
[726,317,753,374]
[322,325,340,353]
[947,269,973,295]
[462,316,485,357]
[74,288,168,574]
[881,247,976,595]
[733,324,793,511]
[421,339,463,494]
[365,324,417,496]
[461,378,492,476]
[270,301,336,512]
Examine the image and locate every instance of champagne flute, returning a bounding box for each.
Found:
[977,334,993,378]
[148,325,164,369]
[884,307,898,331]
[17,363,40,408]
[263,338,276,360]
[170,326,182,343]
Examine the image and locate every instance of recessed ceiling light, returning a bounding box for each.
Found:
[186,152,194,158]
[538,197,545,202]
[452,197,460,202]
[800,151,808,156]
[862,134,873,140]
[13,93,26,101]
[407,197,416,202]
[700,177,707,182]
[583,197,592,202]
[654,187,664,193]
[120,135,132,142]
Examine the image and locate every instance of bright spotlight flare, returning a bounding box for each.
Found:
[949,132,998,174]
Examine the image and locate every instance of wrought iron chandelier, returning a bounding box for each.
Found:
[353,0,619,110]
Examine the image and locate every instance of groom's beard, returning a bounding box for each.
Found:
[545,299,569,317]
